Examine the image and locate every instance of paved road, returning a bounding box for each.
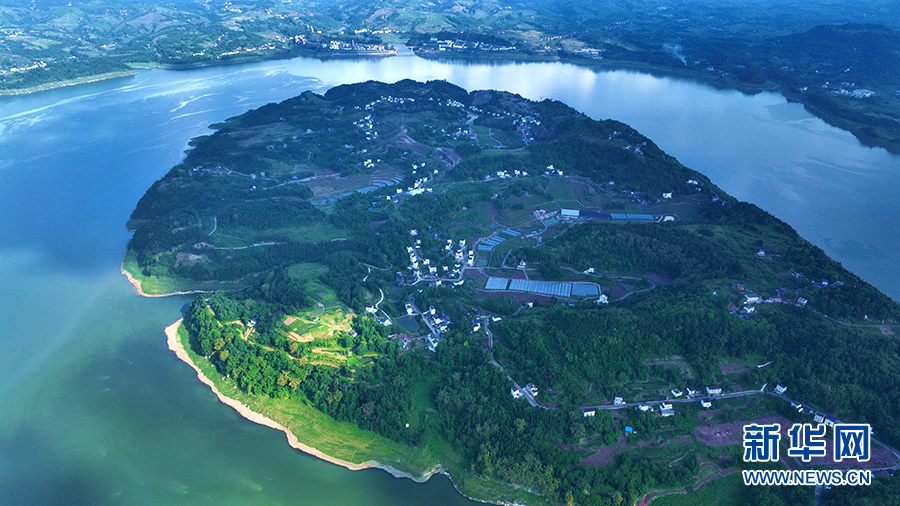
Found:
[483,316,493,352]
[584,388,765,411]
[812,309,900,328]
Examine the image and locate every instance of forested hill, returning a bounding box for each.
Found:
[126,80,900,506]
[124,79,719,286]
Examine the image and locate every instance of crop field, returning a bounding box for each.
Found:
[474,125,500,147]
[233,120,292,148]
[652,473,748,506]
[618,378,674,403]
[495,208,549,229]
[306,168,405,200]
[285,303,353,341]
[485,237,535,268]
[544,178,605,209]
[277,269,355,343]
[210,222,348,247]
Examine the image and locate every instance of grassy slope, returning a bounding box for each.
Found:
[121,250,252,296]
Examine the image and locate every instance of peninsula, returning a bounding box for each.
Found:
[126,80,900,506]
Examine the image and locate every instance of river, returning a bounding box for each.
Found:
[0,49,897,505]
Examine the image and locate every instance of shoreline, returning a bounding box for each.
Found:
[164,318,445,483]
[0,70,137,96]
[121,265,210,298]
[165,319,372,471]
[121,266,160,297]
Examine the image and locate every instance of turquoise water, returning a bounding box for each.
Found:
[0,51,898,504]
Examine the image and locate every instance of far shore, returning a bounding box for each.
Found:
[164,318,443,483]
[0,70,137,96]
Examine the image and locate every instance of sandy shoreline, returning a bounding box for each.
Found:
[165,319,385,473]
[122,267,160,297]
[163,317,497,503]
[121,266,210,298]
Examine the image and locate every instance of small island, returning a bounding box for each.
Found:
[125,80,900,506]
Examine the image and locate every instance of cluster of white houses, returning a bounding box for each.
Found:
[579,386,726,418]
[406,233,472,284]
[425,38,517,53]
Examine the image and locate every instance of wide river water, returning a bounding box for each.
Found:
[1,49,898,505]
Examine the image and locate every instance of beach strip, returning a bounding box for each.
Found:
[122,267,211,298]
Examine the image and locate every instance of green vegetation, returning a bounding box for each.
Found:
[402,2,900,154]
[0,0,392,95]
[2,0,898,153]
[174,318,439,474]
[130,80,900,506]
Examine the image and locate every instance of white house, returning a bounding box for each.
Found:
[775,383,788,395]
[582,408,596,417]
